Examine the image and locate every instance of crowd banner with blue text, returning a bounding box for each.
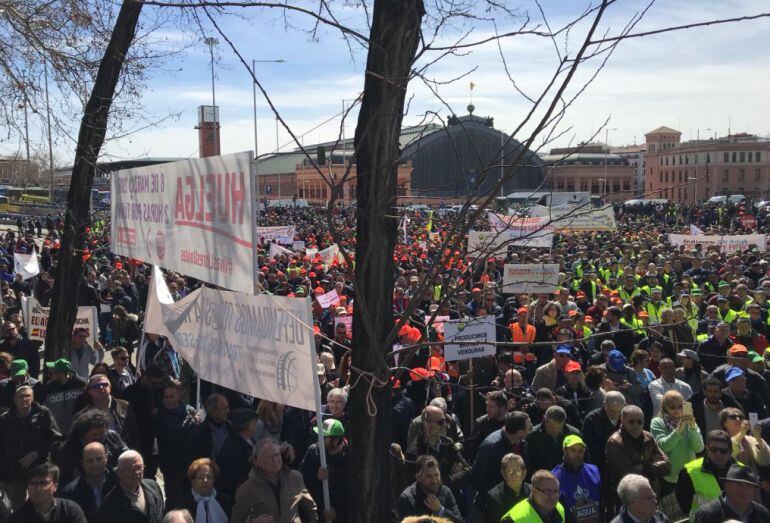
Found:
[529,204,618,231]
[111,152,256,291]
[503,264,561,294]
[668,233,767,252]
[144,266,317,411]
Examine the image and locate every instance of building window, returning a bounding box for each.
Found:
[665,157,669,166]
[756,169,762,181]
[678,188,681,200]
[566,183,574,191]
[722,169,729,182]
[739,152,745,162]
[659,171,663,182]
[580,182,588,191]
[706,153,710,163]
[732,152,737,162]
[757,152,762,162]
[664,171,668,182]
[724,152,729,163]
[685,155,689,165]
[623,181,630,191]
[684,188,688,200]
[738,169,745,181]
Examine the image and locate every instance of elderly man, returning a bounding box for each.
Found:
[0,358,41,409]
[8,463,87,523]
[720,366,768,418]
[397,455,462,522]
[230,438,317,523]
[525,406,581,474]
[648,358,693,414]
[471,412,531,495]
[693,464,770,522]
[0,385,62,510]
[531,344,573,392]
[60,441,117,520]
[502,470,565,523]
[611,474,669,523]
[94,450,164,523]
[581,391,625,470]
[605,406,670,495]
[476,453,530,523]
[185,393,231,463]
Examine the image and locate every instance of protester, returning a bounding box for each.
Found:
[172,458,230,523]
[60,441,117,521]
[300,418,349,523]
[93,450,164,523]
[8,463,87,523]
[692,464,770,522]
[611,474,669,523]
[525,405,581,474]
[475,453,530,523]
[470,412,531,495]
[551,435,601,523]
[501,469,565,523]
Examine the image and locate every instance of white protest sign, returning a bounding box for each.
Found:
[487,214,554,248]
[14,252,40,281]
[293,240,306,250]
[316,290,340,309]
[443,316,496,361]
[503,264,560,294]
[21,296,98,346]
[425,315,450,334]
[468,230,509,258]
[144,266,317,411]
[334,315,352,335]
[257,226,296,243]
[269,242,293,259]
[319,244,343,267]
[668,233,767,252]
[111,152,256,291]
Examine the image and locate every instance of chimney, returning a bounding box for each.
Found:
[197,105,220,157]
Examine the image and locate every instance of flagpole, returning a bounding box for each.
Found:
[308,297,332,511]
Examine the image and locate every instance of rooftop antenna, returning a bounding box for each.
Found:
[728,115,732,136]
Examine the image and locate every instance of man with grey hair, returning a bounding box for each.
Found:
[611,474,669,522]
[525,405,581,473]
[163,509,193,523]
[606,406,670,500]
[406,396,463,449]
[582,390,625,471]
[94,450,164,522]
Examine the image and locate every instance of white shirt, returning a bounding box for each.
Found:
[648,377,693,414]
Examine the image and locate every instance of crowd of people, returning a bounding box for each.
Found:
[0,199,769,522]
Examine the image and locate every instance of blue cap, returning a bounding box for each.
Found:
[725,366,745,382]
[556,344,572,355]
[608,350,626,371]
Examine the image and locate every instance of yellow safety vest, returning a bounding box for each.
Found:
[683,457,742,520]
[503,498,565,523]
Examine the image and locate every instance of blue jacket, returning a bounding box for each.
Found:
[470,429,529,495]
[552,463,601,522]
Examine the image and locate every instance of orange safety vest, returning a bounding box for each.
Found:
[510,323,536,343]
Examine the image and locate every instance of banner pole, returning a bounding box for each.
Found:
[308,298,331,511]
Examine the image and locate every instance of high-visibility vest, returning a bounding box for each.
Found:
[719,308,737,324]
[645,301,666,325]
[621,317,644,336]
[599,267,623,283]
[618,287,638,304]
[683,457,741,520]
[510,323,536,344]
[502,498,565,523]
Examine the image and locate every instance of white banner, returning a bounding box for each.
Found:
[269,242,293,259]
[318,244,343,267]
[144,267,317,411]
[503,264,560,294]
[316,290,340,309]
[529,204,617,231]
[468,230,509,258]
[293,240,306,251]
[425,315,450,334]
[443,316,496,361]
[14,252,40,281]
[111,152,256,291]
[257,226,296,243]
[21,296,98,347]
[668,233,767,252]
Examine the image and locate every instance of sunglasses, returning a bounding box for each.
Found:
[427,418,446,426]
[90,382,109,390]
[708,446,730,455]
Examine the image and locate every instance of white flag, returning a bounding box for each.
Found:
[269,242,293,259]
[689,224,704,235]
[14,252,40,281]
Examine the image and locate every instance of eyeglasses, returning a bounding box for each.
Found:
[708,446,730,455]
[625,418,644,425]
[90,382,109,390]
[727,414,743,421]
[533,486,560,496]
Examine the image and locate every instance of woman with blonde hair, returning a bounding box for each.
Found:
[650,390,703,517]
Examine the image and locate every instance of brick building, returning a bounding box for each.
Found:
[645,126,770,202]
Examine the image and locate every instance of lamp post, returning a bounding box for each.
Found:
[251,58,285,214]
[43,60,54,201]
[695,128,712,203]
[603,127,618,202]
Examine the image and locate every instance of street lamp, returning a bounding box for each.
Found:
[251,58,286,214]
[695,128,712,203]
[603,127,618,201]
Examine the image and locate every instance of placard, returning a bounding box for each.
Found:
[503,264,560,294]
[443,316,496,361]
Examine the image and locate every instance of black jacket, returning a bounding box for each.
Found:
[396,483,462,523]
[122,381,162,457]
[693,494,770,523]
[0,403,61,481]
[60,471,118,522]
[93,479,164,523]
[216,432,254,498]
[0,337,40,379]
[152,403,198,473]
[184,419,232,464]
[300,442,349,522]
[406,434,469,495]
[9,498,87,523]
[581,407,619,470]
[675,456,734,516]
[525,422,581,475]
[609,505,669,523]
[720,386,768,419]
[73,398,139,449]
[476,481,531,523]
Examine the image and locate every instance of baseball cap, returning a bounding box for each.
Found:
[564,361,582,373]
[517,307,528,314]
[725,366,745,382]
[10,359,28,377]
[676,349,700,362]
[45,359,71,374]
[608,350,626,371]
[729,344,748,356]
[313,418,345,437]
[747,350,763,364]
[555,344,572,355]
[562,434,585,449]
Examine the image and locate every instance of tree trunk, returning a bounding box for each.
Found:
[45,0,143,361]
[349,0,424,520]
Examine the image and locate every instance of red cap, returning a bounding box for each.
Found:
[565,360,582,373]
[576,291,586,298]
[409,367,434,381]
[472,287,482,292]
[517,307,528,314]
[729,344,748,355]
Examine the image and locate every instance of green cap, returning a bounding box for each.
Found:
[45,358,71,373]
[313,418,345,437]
[691,288,703,295]
[295,287,306,295]
[10,359,28,377]
[747,351,763,364]
[562,434,585,449]
[718,281,730,288]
